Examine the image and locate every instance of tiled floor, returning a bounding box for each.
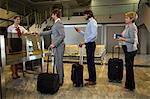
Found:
[4,54,150,99]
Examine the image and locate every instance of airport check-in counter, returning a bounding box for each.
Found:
[6,34,45,76]
[0,34,47,99]
[4,34,48,73]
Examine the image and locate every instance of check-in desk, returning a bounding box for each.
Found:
[0,34,46,99]
[6,34,45,76]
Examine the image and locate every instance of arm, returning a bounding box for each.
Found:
[117,28,126,45]
[125,27,137,44]
[74,27,85,37]
[117,26,137,44]
[79,31,85,37]
[40,30,52,36]
[53,23,65,47]
[121,29,125,36]
[22,26,28,34]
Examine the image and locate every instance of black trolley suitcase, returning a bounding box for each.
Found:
[108,46,123,83]
[71,46,84,87]
[37,48,59,94]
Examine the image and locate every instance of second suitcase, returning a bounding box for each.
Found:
[108,46,123,83]
[71,46,84,87]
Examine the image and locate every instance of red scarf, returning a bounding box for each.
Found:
[15,27,22,38]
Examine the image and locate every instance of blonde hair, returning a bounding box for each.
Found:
[125,11,138,23]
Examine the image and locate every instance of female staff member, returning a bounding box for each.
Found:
[116,12,138,91]
[7,15,29,79]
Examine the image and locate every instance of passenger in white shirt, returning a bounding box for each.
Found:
[74,9,97,86]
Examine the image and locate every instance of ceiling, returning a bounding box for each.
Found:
[1,0,149,27]
[90,0,141,15]
[0,0,92,15]
[30,0,57,2]
[0,0,142,14]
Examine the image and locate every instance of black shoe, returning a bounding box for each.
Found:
[124,86,135,91]
[109,79,113,82]
[59,83,63,86]
[84,79,91,81]
[85,81,96,86]
[12,77,18,79]
[129,88,135,91]
[124,86,129,89]
[59,78,64,86]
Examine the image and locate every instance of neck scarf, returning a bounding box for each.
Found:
[15,27,22,38]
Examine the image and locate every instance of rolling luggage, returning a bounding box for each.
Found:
[37,48,59,94]
[71,46,84,87]
[108,46,123,83]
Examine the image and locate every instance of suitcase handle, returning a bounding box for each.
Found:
[112,45,121,59]
[79,46,83,65]
[47,47,57,74]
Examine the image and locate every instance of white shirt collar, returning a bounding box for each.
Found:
[12,24,21,28]
[55,18,61,23]
[126,22,135,28]
[88,17,93,23]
